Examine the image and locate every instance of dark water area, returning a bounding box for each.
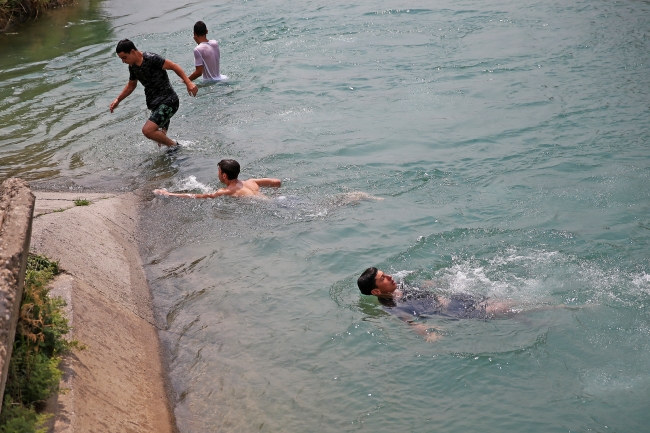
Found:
[2,0,650,432]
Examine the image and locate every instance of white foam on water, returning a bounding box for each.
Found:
[632,273,650,284]
[174,175,212,193]
[176,140,196,148]
[392,270,415,281]
[427,247,650,309]
[431,248,569,302]
[204,74,228,82]
[488,248,559,267]
[631,273,650,293]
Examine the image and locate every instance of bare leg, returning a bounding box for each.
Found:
[327,192,384,209]
[486,300,593,318]
[142,121,177,147]
[485,300,518,318]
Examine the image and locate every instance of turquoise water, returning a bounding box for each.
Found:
[2,0,650,431]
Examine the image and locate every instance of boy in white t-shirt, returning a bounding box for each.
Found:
[189,21,227,82]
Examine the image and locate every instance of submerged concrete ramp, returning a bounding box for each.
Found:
[31,192,176,433]
[0,178,35,405]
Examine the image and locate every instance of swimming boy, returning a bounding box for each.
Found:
[109,39,198,148]
[357,267,516,342]
[153,159,281,198]
[188,21,225,82]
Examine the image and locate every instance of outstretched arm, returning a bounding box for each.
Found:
[252,178,281,188]
[409,323,443,342]
[188,65,204,81]
[163,60,198,96]
[391,309,443,343]
[109,80,137,112]
[153,189,227,198]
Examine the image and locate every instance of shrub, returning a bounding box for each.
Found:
[73,199,90,206]
[0,254,78,432]
[1,1,70,32]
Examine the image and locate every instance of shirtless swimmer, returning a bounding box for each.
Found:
[154,159,281,198]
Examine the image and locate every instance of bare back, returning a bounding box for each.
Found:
[218,179,264,197]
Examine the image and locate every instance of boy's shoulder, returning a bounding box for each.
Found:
[143,51,164,60]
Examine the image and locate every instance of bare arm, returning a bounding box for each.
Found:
[188,65,204,82]
[252,178,282,188]
[109,80,137,112]
[409,323,443,342]
[153,188,228,198]
[163,59,198,96]
[390,308,443,342]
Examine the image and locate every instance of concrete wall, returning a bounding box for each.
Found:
[0,178,35,403]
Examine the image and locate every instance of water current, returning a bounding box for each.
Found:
[2,0,650,431]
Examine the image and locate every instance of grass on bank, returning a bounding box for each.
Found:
[73,199,90,206]
[0,254,81,433]
[0,0,70,31]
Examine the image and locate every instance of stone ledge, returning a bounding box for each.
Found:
[0,178,35,403]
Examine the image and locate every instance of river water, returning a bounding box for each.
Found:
[2,0,650,431]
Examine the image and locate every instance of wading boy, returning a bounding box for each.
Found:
[109,39,198,148]
[188,21,226,82]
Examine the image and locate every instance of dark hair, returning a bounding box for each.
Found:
[116,39,137,54]
[218,159,240,180]
[357,267,378,295]
[194,21,208,36]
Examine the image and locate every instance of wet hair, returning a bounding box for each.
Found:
[194,21,208,36]
[116,39,137,54]
[218,159,240,180]
[357,267,379,295]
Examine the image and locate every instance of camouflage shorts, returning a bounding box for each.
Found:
[149,98,179,130]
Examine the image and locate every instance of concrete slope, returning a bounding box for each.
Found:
[31,192,175,433]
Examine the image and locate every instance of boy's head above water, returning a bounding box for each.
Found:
[194,20,208,38]
[115,39,139,65]
[217,159,240,182]
[357,267,398,297]
[115,38,137,55]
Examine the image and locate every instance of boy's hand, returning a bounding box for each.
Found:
[109,98,120,113]
[425,332,442,343]
[153,189,170,196]
[187,83,198,96]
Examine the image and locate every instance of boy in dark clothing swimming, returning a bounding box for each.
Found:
[357,267,516,342]
[109,39,197,148]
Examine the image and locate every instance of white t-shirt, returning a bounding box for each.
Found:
[193,40,224,81]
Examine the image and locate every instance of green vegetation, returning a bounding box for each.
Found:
[0,0,72,32]
[0,254,79,432]
[73,199,90,206]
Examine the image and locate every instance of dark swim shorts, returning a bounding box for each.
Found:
[149,98,179,130]
[444,294,488,319]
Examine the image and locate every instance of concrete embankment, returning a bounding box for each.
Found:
[30,191,176,433]
[0,178,34,403]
